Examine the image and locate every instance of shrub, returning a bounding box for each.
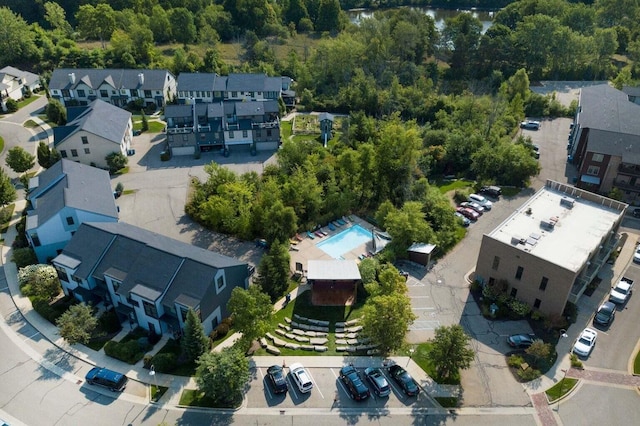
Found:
[5,98,18,113]
[214,322,229,338]
[143,354,153,369]
[570,353,583,368]
[453,189,471,204]
[151,353,178,373]
[115,182,124,196]
[31,297,58,323]
[98,309,122,334]
[507,354,524,368]
[104,340,147,364]
[12,247,37,267]
[507,298,531,317]
[563,302,578,324]
[517,367,541,381]
[531,310,545,321]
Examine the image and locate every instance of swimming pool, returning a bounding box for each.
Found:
[316,224,372,259]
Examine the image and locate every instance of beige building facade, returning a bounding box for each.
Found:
[474,180,627,319]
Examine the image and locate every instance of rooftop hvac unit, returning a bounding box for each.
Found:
[560,196,575,208]
[511,235,525,245]
[540,219,555,229]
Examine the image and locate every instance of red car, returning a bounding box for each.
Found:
[456,206,480,221]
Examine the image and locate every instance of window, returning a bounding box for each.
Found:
[144,90,151,97]
[100,90,108,97]
[533,299,541,309]
[31,233,41,246]
[72,275,82,284]
[112,280,120,292]
[587,165,600,175]
[256,130,261,137]
[229,131,234,139]
[180,308,188,322]
[510,288,518,298]
[55,266,68,281]
[242,130,248,138]
[71,149,78,157]
[267,129,272,137]
[66,216,74,226]
[77,89,85,97]
[61,89,70,97]
[231,91,237,97]
[592,153,604,162]
[492,256,500,270]
[216,275,225,292]
[120,89,126,95]
[81,136,88,144]
[515,266,523,280]
[131,89,138,97]
[60,150,67,158]
[143,300,158,318]
[249,92,254,97]
[539,277,548,291]
[84,148,90,154]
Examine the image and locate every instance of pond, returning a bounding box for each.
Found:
[347,6,495,33]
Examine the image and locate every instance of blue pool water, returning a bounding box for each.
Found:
[316,224,372,259]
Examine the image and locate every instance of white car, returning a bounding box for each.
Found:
[572,328,597,357]
[633,245,640,264]
[469,193,492,210]
[289,363,313,393]
[610,278,633,304]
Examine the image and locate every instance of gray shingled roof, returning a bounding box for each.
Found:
[177,73,216,91]
[0,66,40,86]
[579,84,640,135]
[27,160,118,231]
[75,222,245,301]
[54,224,116,280]
[226,73,282,93]
[54,99,130,147]
[49,68,174,91]
[622,85,640,97]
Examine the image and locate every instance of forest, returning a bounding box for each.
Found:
[1,0,639,264]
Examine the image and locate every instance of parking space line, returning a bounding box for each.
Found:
[286,375,299,400]
[308,370,324,399]
[381,370,405,400]
[258,368,274,400]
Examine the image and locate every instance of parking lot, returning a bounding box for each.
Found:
[244,359,441,411]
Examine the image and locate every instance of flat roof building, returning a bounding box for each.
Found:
[474,180,626,319]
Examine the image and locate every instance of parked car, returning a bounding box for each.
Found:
[289,363,313,393]
[572,328,598,357]
[479,185,502,198]
[460,201,485,215]
[532,144,540,159]
[454,211,471,227]
[633,245,640,264]
[593,301,616,327]
[266,365,288,394]
[85,367,128,392]
[507,334,535,349]
[339,365,370,401]
[456,206,480,221]
[469,193,492,210]
[520,120,541,130]
[609,277,634,304]
[388,364,420,396]
[633,208,640,218]
[364,367,391,397]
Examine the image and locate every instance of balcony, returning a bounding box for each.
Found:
[618,164,640,177]
[613,179,640,192]
[252,120,279,129]
[167,126,193,134]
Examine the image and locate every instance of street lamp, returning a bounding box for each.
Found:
[559,329,568,338]
[407,347,415,367]
[149,365,157,402]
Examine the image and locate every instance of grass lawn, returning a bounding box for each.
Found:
[281,120,293,139]
[179,389,242,408]
[153,338,197,377]
[23,119,39,128]
[133,121,165,133]
[435,396,458,408]
[17,95,42,109]
[545,377,578,402]
[634,349,640,374]
[0,136,4,152]
[150,384,168,402]
[437,179,475,194]
[0,204,16,234]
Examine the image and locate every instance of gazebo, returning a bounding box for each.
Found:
[306,260,361,306]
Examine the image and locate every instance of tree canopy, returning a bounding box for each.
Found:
[428,325,475,381]
[195,346,250,406]
[56,303,98,345]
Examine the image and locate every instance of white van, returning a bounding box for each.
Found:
[469,194,492,210]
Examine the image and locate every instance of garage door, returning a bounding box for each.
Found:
[256,141,278,151]
[171,146,195,156]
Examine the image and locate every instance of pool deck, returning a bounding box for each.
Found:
[289,216,378,274]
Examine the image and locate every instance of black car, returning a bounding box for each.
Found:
[85,367,128,392]
[507,334,535,348]
[364,367,391,397]
[266,365,288,394]
[339,365,370,401]
[387,365,420,396]
[593,301,616,326]
[479,186,502,198]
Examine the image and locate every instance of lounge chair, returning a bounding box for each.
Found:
[348,215,357,222]
[307,231,315,239]
[342,216,351,223]
[332,221,342,228]
[336,218,346,226]
[290,239,299,245]
[290,245,299,252]
[314,230,324,238]
[328,223,336,231]
[295,233,304,241]
[318,229,328,236]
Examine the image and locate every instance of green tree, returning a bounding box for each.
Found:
[227,285,273,349]
[56,303,98,345]
[257,241,290,302]
[170,7,197,44]
[46,99,67,125]
[141,110,149,131]
[196,346,250,405]
[44,1,73,36]
[315,0,342,33]
[37,142,61,169]
[150,5,172,43]
[428,325,475,381]
[5,147,35,175]
[18,264,61,301]
[525,340,552,369]
[76,4,117,49]
[181,308,210,363]
[106,152,128,173]
[0,7,38,65]
[361,292,416,355]
[0,167,16,207]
